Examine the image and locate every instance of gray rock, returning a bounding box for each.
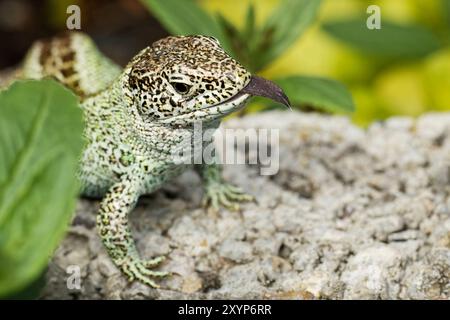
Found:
[218,239,253,263]
[341,245,404,299]
[41,111,450,299]
[403,248,450,299]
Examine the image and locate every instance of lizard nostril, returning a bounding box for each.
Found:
[225,73,237,82]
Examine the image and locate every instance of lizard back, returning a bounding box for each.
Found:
[0,32,121,99]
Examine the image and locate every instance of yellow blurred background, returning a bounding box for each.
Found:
[0,0,448,126]
[200,0,450,126]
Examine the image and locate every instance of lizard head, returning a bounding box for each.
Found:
[123,35,290,127]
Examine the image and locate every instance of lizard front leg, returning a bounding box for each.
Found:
[97,174,168,288]
[196,162,254,211]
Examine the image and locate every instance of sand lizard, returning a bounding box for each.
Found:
[1,32,290,287]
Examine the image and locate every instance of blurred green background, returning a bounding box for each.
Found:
[1,0,449,126]
[200,0,450,126]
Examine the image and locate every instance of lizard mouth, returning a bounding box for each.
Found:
[157,76,290,123]
[206,75,291,110]
[239,75,291,109]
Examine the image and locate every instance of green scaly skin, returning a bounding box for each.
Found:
[1,32,258,287]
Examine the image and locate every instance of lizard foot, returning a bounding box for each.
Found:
[202,182,254,211]
[119,255,169,288]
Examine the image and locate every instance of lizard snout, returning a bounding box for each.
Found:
[241,75,291,110]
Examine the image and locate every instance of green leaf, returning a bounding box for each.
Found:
[322,19,441,59]
[216,12,255,70]
[255,0,322,71]
[216,13,241,45]
[0,80,84,297]
[444,0,450,31]
[275,76,355,113]
[243,4,256,42]
[140,0,234,55]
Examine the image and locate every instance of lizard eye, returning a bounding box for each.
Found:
[171,82,191,94]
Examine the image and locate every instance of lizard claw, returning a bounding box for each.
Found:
[118,255,170,288]
[203,182,254,211]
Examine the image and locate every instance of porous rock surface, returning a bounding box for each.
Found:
[41,111,450,299]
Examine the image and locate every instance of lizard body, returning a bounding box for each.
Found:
[2,32,289,287]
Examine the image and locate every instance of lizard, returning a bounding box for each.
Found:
[1,32,290,288]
